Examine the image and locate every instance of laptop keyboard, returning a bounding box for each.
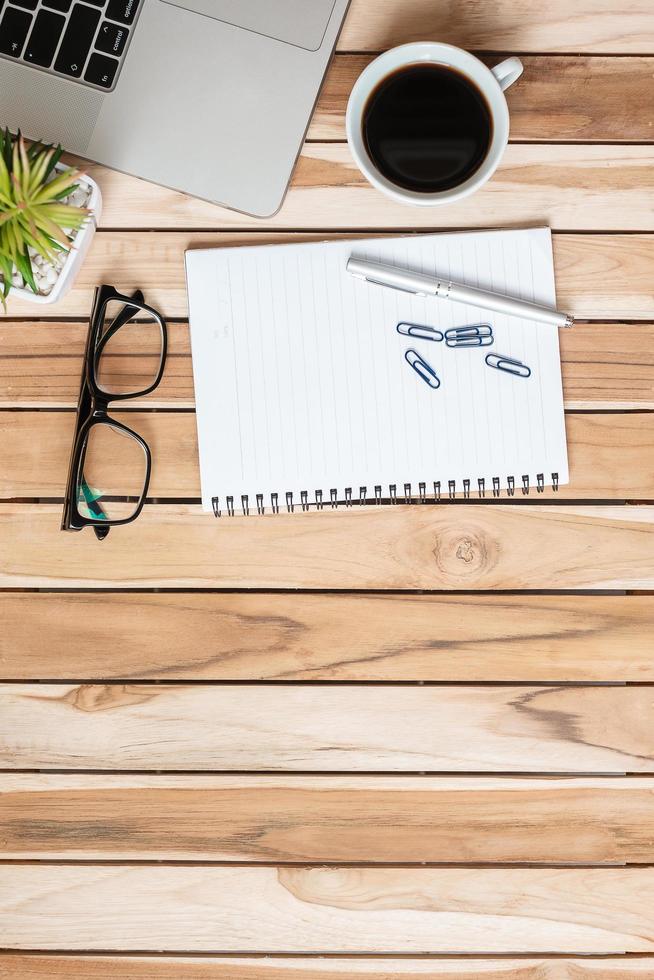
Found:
[0,0,140,91]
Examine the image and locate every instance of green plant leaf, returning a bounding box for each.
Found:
[0,251,14,299]
[0,130,91,281]
[30,210,72,246]
[32,167,82,203]
[14,248,36,293]
[46,143,64,179]
[27,147,55,194]
[39,203,89,228]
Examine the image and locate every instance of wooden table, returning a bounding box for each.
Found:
[2,1,654,976]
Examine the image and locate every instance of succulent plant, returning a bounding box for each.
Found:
[0,129,90,301]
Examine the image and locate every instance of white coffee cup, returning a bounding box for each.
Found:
[345,43,523,207]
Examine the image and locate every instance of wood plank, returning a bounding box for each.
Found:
[72,145,654,232]
[4,956,654,980]
[2,774,653,863]
[310,55,654,142]
[2,411,652,501]
[2,321,652,410]
[2,866,653,952]
[2,504,653,590]
[0,320,654,410]
[2,593,654,682]
[2,684,652,772]
[1,233,651,321]
[338,0,654,54]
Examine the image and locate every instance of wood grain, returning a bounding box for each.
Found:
[2,504,653,590]
[2,593,654,682]
[4,956,654,980]
[2,411,652,501]
[2,321,652,410]
[2,866,654,952]
[67,145,654,232]
[2,684,652,773]
[338,0,654,53]
[310,55,654,142]
[3,774,653,863]
[2,233,651,320]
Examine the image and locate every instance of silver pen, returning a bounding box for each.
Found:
[347,256,574,329]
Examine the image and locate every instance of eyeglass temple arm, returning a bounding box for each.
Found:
[93,289,145,367]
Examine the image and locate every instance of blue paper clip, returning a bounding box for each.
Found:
[405,349,440,389]
[485,352,531,378]
[397,321,444,342]
[445,323,493,348]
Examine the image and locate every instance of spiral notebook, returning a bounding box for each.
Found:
[186,228,568,515]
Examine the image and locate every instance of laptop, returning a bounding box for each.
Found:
[0,0,350,217]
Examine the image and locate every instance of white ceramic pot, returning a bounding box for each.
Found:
[9,169,102,305]
[346,42,523,207]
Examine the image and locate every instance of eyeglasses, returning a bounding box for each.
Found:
[61,284,167,540]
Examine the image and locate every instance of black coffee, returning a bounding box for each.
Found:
[362,63,492,193]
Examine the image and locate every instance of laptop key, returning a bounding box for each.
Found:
[84,50,117,87]
[11,0,38,9]
[0,6,31,57]
[25,9,66,67]
[53,3,100,77]
[106,0,139,25]
[95,20,128,56]
[43,0,73,10]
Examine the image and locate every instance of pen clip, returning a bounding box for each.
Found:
[364,276,423,296]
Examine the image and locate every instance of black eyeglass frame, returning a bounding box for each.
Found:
[61,284,167,540]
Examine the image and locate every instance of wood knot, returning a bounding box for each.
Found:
[432,525,497,583]
[456,538,476,563]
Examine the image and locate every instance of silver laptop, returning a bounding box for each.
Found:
[0,0,349,217]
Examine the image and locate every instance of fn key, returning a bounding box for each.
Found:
[84,52,118,88]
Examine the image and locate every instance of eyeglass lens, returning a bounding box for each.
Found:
[77,421,148,522]
[94,299,164,396]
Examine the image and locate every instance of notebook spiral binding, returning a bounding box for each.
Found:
[211,473,560,516]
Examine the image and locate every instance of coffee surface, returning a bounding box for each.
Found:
[362,63,492,193]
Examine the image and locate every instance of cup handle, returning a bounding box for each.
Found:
[490,56,523,91]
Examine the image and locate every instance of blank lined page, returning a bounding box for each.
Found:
[186,228,568,513]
